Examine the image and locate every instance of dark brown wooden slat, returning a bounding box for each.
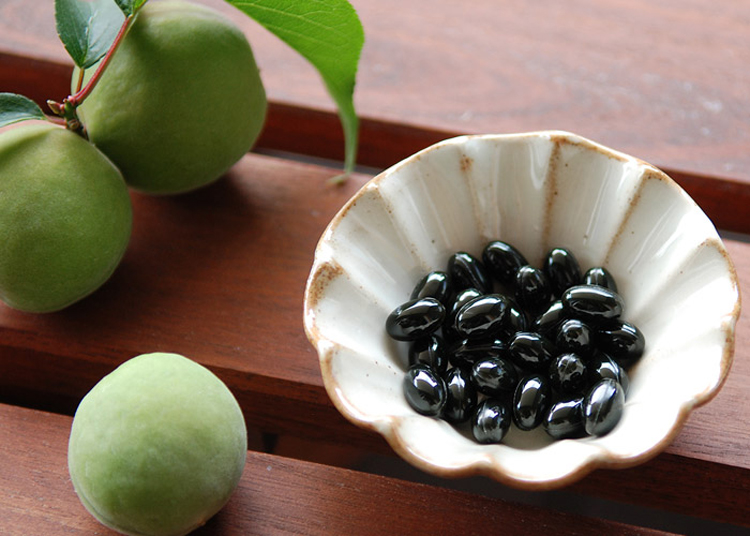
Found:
[0,150,747,525]
[0,403,674,535]
[2,0,749,184]
[0,52,71,112]
[570,453,750,529]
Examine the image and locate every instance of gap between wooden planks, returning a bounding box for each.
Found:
[1,50,749,235]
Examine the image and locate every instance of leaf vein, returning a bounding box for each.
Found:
[232,1,352,40]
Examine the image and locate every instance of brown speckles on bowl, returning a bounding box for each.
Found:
[541,139,563,252]
[306,261,343,309]
[460,153,473,173]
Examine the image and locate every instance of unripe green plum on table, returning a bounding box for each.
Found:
[75,0,268,195]
[68,352,248,536]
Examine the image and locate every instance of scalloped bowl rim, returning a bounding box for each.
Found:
[303,130,741,489]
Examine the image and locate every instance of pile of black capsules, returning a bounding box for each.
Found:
[385,241,645,444]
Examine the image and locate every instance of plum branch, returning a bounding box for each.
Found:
[48,11,138,137]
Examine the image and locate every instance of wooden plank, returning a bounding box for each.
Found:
[1,0,749,184]
[2,50,749,236]
[0,403,674,535]
[0,150,747,525]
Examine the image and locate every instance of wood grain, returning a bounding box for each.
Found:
[0,403,676,535]
[1,0,749,184]
[0,1,748,532]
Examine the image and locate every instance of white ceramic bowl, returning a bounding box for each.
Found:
[303,131,741,489]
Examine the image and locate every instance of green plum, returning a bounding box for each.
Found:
[76,0,267,194]
[0,122,132,313]
[68,352,247,536]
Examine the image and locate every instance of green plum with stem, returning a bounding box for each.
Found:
[75,0,267,195]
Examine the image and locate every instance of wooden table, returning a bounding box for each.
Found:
[0,1,748,534]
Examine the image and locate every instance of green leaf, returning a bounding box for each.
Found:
[226,0,364,174]
[0,93,48,129]
[55,0,125,69]
[113,0,149,17]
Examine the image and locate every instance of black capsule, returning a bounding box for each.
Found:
[544,248,582,297]
[588,351,630,395]
[471,399,511,444]
[548,353,588,394]
[411,271,452,306]
[515,265,552,314]
[449,287,483,318]
[583,266,618,293]
[470,356,518,397]
[508,331,556,372]
[556,318,594,357]
[597,321,645,368]
[561,285,624,323]
[444,287,483,341]
[448,337,507,369]
[403,364,447,416]
[544,397,586,440]
[454,294,509,339]
[583,379,625,437]
[448,252,492,294]
[482,241,528,285]
[443,367,478,423]
[408,334,447,373]
[497,297,528,340]
[512,374,552,431]
[386,298,445,341]
[533,300,568,336]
